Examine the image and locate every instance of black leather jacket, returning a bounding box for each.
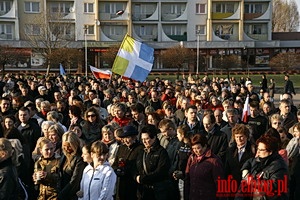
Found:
[0,158,18,200]
[136,139,170,185]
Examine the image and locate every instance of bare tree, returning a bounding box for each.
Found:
[0,46,23,78]
[49,48,83,73]
[270,52,300,71]
[100,46,119,68]
[160,45,194,79]
[23,11,75,76]
[273,0,300,32]
[215,55,241,79]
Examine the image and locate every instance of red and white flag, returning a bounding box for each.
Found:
[242,95,250,123]
[90,66,111,79]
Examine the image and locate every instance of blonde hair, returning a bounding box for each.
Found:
[47,111,63,123]
[38,138,52,150]
[48,124,65,139]
[62,131,81,159]
[270,114,281,123]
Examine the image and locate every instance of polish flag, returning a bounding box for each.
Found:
[90,66,111,79]
[242,95,250,123]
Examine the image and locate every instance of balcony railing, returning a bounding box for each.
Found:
[161,13,182,20]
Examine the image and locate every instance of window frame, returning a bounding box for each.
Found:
[196,25,206,35]
[196,3,206,14]
[24,2,40,13]
[84,3,94,13]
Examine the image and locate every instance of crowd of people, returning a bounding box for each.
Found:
[0,72,298,200]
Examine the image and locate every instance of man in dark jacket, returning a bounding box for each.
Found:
[159,119,181,200]
[135,125,174,200]
[248,101,268,142]
[16,106,41,193]
[113,126,144,200]
[181,105,202,135]
[200,113,228,162]
[284,74,296,95]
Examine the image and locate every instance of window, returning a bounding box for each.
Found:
[84,3,94,13]
[110,26,124,35]
[50,2,72,14]
[137,25,153,35]
[104,3,125,14]
[0,24,13,39]
[196,4,206,14]
[0,1,12,13]
[196,25,206,35]
[85,25,94,35]
[25,24,41,35]
[253,25,262,34]
[24,2,40,13]
[245,4,263,14]
[164,25,185,35]
[215,3,234,13]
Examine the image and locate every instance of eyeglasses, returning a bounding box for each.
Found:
[87,114,96,118]
[257,148,267,152]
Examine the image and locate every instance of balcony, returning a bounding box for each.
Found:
[133,24,157,41]
[213,23,239,41]
[161,3,187,21]
[0,0,15,18]
[244,3,270,20]
[212,2,239,19]
[132,3,157,21]
[162,24,187,41]
[48,1,75,20]
[244,23,268,40]
[101,25,127,41]
[247,33,268,40]
[0,33,13,40]
[99,2,128,21]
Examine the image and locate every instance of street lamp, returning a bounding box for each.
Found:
[244,46,250,77]
[196,30,201,74]
[84,26,88,77]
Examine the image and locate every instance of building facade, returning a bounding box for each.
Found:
[0,0,299,72]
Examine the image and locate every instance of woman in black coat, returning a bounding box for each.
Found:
[58,131,86,200]
[112,126,144,200]
[236,135,288,200]
[0,138,18,200]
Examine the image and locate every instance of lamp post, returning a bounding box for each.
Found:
[196,30,201,74]
[84,26,88,77]
[243,46,250,77]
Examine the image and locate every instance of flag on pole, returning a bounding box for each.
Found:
[90,66,111,79]
[112,35,154,82]
[242,95,250,123]
[59,63,66,76]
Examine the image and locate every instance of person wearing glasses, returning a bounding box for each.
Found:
[81,107,106,144]
[237,135,288,199]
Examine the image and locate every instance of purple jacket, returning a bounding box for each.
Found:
[184,148,224,200]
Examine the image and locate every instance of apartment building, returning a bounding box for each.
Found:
[0,0,298,71]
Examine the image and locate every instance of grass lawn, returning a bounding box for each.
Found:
[148,74,300,87]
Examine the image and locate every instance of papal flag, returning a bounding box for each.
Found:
[112,35,154,82]
[90,66,111,79]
